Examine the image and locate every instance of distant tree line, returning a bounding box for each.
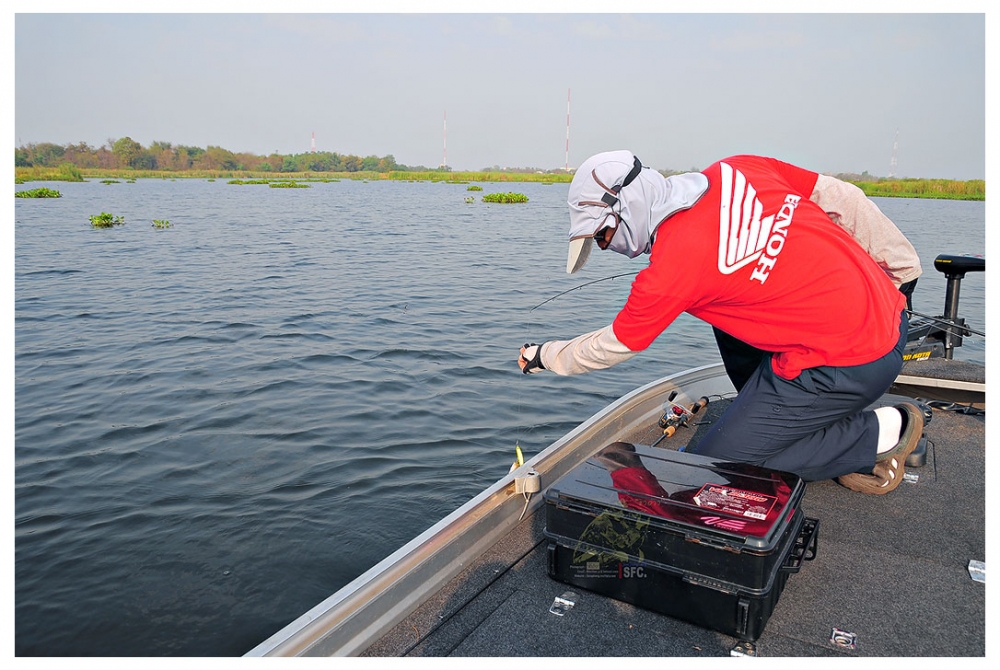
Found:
[13,139,986,200]
[16,138,589,175]
[14,138,432,173]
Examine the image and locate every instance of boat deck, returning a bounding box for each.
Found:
[361,359,986,657]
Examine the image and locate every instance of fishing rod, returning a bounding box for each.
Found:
[513,271,640,477]
[528,272,639,312]
[906,309,985,338]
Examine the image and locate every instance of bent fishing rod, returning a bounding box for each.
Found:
[528,272,639,312]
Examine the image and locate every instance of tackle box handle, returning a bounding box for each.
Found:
[780,517,819,574]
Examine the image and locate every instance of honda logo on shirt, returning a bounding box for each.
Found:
[717,162,800,284]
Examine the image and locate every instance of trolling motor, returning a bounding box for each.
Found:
[903,253,985,361]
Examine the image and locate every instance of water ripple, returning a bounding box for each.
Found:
[13,180,985,656]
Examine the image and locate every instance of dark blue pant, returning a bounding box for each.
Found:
[689,312,908,481]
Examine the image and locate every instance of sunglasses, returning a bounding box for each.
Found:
[593,212,622,250]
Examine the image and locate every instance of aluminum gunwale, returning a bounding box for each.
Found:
[245,362,975,656]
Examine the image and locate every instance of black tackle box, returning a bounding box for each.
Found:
[543,442,819,641]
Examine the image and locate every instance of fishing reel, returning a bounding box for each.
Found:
[653,395,709,447]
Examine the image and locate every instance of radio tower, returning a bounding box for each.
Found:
[441,111,447,169]
[311,131,316,153]
[888,128,898,178]
[565,88,571,171]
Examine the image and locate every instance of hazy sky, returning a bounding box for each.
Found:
[12,6,989,180]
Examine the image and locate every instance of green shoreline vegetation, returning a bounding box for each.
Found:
[14,138,984,201]
[852,179,984,201]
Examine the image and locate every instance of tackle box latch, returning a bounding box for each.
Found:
[780,517,820,574]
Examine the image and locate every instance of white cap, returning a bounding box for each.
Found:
[565,151,637,274]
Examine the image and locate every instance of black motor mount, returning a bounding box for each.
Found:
[904,253,985,360]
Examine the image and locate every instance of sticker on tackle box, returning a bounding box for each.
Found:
[693,484,779,521]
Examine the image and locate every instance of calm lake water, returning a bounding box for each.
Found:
[14,178,985,656]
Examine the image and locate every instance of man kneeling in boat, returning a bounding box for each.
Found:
[517,151,923,495]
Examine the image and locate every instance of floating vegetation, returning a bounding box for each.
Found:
[15,187,62,198]
[269,181,310,188]
[152,219,172,229]
[228,179,270,185]
[464,197,475,203]
[90,212,125,228]
[467,185,483,191]
[208,178,216,182]
[126,178,136,183]
[447,180,469,184]
[482,192,529,204]
[100,179,120,185]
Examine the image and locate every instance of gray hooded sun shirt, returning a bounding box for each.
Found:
[535,151,709,376]
[565,150,710,274]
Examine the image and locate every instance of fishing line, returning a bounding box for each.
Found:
[514,303,533,466]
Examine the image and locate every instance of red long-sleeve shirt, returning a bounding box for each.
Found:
[612,155,905,380]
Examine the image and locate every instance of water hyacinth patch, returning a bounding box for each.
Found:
[16,188,62,198]
[482,192,529,203]
[89,212,125,228]
[152,220,172,229]
[467,185,483,191]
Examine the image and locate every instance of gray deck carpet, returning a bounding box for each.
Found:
[362,376,985,657]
